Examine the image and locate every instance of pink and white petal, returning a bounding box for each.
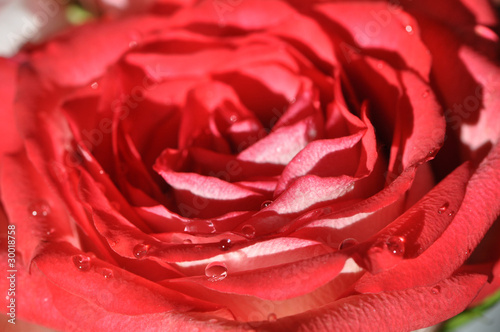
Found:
[157,171,264,218]
[168,250,349,301]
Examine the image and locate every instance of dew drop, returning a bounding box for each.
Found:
[386,236,405,256]
[91,82,99,89]
[289,98,296,104]
[219,238,232,251]
[405,25,414,34]
[208,318,218,323]
[29,201,51,218]
[183,239,193,245]
[241,225,256,238]
[261,200,273,209]
[229,114,238,122]
[307,127,318,140]
[323,207,332,215]
[422,90,430,98]
[431,286,441,295]
[205,262,228,281]
[46,228,55,236]
[110,239,120,247]
[448,210,455,217]
[184,220,216,234]
[102,268,114,279]
[98,169,104,175]
[133,243,150,259]
[438,202,449,214]
[72,254,91,272]
[128,31,142,48]
[338,238,359,250]
[268,313,277,322]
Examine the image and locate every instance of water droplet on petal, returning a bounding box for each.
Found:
[102,268,114,279]
[386,236,405,256]
[219,239,232,251]
[229,114,238,122]
[183,239,193,244]
[133,243,150,259]
[98,169,104,175]
[448,210,455,217]
[91,82,99,89]
[431,286,441,295]
[110,239,119,247]
[289,98,296,104]
[323,207,332,215]
[405,25,414,34]
[261,200,272,209]
[422,90,430,98]
[29,201,51,218]
[241,225,256,238]
[46,228,55,236]
[205,262,228,281]
[307,127,318,140]
[72,254,91,272]
[268,313,277,322]
[208,318,218,323]
[438,202,449,214]
[184,220,216,234]
[338,238,359,250]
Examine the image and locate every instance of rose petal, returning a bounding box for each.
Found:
[356,141,500,292]
[28,15,168,87]
[257,273,487,331]
[316,1,432,78]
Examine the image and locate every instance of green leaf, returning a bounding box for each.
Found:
[440,289,500,331]
[66,4,93,25]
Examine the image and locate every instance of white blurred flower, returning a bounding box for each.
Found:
[78,0,154,17]
[0,0,70,57]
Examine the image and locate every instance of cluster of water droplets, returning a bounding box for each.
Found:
[72,254,91,272]
[29,201,51,218]
[437,202,454,217]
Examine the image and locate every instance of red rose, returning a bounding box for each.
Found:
[1,0,500,331]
